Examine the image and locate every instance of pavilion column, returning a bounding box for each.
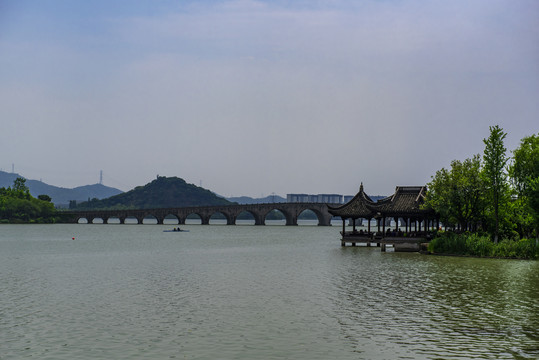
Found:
[368,218,371,234]
[353,218,357,232]
[341,218,346,246]
[382,216,386,235]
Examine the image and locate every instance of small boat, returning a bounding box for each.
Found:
[163,229,189,232]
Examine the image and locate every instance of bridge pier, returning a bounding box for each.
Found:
[318,213,333,226]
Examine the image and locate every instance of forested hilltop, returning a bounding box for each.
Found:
[0,178,57,223]
[70,176,233,210]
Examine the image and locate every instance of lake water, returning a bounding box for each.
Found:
[1,223,537,359]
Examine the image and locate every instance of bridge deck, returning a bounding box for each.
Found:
[59,202,334,226]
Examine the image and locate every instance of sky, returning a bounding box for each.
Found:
[1,0,538,198]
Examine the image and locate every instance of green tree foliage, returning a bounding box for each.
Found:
[482,125,510,243]
[426,127,538,257]
[509,134,539,195]
[509,134,539,238]
[529,178,539,234]
[0,178,56,223]
[424,155,484,231]
[38,194,52,202]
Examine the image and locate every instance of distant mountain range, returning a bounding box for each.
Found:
[1,170,383,209]
[0,171,123,207]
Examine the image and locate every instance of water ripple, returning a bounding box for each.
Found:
[1,225,537,359]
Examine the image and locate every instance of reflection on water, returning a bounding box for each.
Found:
[332,249,538,359]
[0,224,537,359]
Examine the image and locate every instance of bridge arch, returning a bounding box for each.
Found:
[209,211,233,225]
[235,210,259,225]
[297,209,320,225]
[142,214,159,224]
[107,216,121,224]
[163,214,180,225]
[263,208,292,225]
[185,213,203,225]
[124,216,141,224]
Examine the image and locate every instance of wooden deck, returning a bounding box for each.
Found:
[340,232,429,252]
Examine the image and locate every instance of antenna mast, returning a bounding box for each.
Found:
[100,170,103,185]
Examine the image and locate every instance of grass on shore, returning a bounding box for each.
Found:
[428,231,538,260]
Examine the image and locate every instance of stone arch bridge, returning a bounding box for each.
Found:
[59,203,333,226]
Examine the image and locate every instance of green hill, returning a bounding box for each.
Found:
[71,176,233,210]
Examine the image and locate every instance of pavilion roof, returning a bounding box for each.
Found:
[327,183,376,218]
[328,184,434,219]
[368,186,430,217]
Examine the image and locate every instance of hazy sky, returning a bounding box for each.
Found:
[1,0,537,197]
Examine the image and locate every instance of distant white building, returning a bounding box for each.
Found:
[343,195,354,203]
[287,193,343,204]
[287,194,310,203]
[317,194,343,204]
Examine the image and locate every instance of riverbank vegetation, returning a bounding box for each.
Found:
[428,232,537,259]
[0,178,58,223]
[424,126,538,259]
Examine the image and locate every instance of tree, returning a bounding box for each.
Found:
[529,178,539,241]
[483,125,509,243]
[509,134,539,239]
[38,194,52,202]
[12,177,30,199]
[0,178,56,222]
[424,155,485,231]
[509,134,539,195]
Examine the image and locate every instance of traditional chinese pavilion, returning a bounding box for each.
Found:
[327,183,438,248]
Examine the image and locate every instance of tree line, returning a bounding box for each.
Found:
[0,178,57,223]
[423,126,538,258]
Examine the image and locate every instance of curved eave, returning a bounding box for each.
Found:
[327,188,376,218]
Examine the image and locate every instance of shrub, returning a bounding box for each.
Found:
[428,232,538,259]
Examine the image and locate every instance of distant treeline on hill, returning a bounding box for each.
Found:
[70,176,233,210]
[0,178,57,223]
